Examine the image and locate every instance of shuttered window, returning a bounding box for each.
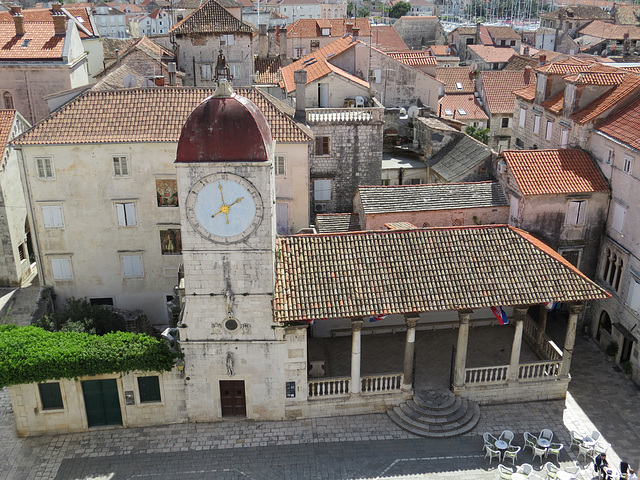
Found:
[137,376,161,403]
[38,383,63,410]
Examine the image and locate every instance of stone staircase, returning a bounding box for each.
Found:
[388,389,480,438]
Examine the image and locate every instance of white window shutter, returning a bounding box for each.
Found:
[125,203,137,225]
[612,203,625,232]
[116,204,126,226]
[567,201,579,225]
[628,278,640,313]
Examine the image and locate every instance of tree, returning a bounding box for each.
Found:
[347,2,355,16]
[357,5,370,17]
[465,125,490,145]
[389,1,411,18]
[33,297,126,335]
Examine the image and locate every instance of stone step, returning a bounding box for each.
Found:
[388,389,481,438]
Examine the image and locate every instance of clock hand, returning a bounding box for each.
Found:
[217,182,226,206]
[227,197,244,208]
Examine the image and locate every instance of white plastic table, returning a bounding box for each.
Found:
[538,438,551,448]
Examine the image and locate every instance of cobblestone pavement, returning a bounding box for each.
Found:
[1,330,639,480]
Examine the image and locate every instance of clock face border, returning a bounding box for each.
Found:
[186,173,264,244]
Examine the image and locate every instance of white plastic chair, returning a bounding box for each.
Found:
[593,442,610,457]
[483,432,498,452]
[500,430,515,446]
[485,445,501,464]
[533,445,547,465]
[539,428,554,444]
[578,441,594,461]
[355,95,365,107]
[545,462,559,479]
[524,431,537,453]
[503,445,521,465]
[546,443,564,462]
[517,463,533,477]
[570,430,584,450]
[498,464,514,479]
[591,431,601,442]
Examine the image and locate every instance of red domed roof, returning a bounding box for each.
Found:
[176,91,273,163]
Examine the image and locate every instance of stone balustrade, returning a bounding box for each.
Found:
[361,373,403,394]
[308,377,350,398]
[465,365,509,384]
[518,360,561,381]
[308,373,403,399]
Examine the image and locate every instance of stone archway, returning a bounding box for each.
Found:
[597,310,612,341]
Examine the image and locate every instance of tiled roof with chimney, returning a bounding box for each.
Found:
[272,225,609,322]
[451,26,476,36]
[102,37,136,60]
[597,93,640,150]
[577,20,640,40]
[535,56,593,74]
[513,83,536,101]
[539,5,610,20]
[387,51,438,67]
[467,44,516,63]
[438,95,488,121]
[541,90,565,114]
[502,149,609,196]
[170,0,253,35]
[280,36,367,94]
[357,181,508,215]
[0,21,64,60]
[98,36,174,76]
[315,213,361,234]
[287,18,371,38]
[0,6,97,39]
[486,25,521,41]
[570,72,640,124]
[12,87,311,145]
[371,25,408,52]
[480,69,535,114]
[436,66,474,94]
[254,56,282,85]
[428,134,492,181]
[503,54,538,70]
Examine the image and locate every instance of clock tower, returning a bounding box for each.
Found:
[175,78,285,421]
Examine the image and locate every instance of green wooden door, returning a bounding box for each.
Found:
[82,379,122,427]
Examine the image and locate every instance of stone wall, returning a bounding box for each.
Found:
[455,376,570,405]
[363,206,509,230]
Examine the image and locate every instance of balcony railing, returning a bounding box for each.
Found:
[308,373,403,399]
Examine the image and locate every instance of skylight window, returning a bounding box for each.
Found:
[21,39,31,48]
[458,109,467,115]
[456,82,463,90]
[444,109,453,116]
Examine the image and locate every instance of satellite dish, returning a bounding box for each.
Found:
[408,106,420,118]
[123,74,137,88]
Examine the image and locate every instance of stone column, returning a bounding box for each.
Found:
[508,306,528,381]
[402,316,419,392]
[350,320,364,394]
[560,303,584,377]
[452,310,473,391]
[536,305,548,348]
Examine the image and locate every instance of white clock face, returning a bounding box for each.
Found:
[186,173,263,243]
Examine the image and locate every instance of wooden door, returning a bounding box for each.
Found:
[82,379,122,427]
[220,380,246,417]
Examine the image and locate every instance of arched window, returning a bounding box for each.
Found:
[3,91,13,110]
[597,310,612,341]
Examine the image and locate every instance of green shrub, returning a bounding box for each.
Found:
[622,361,633,376]
[606,341,619,357]
[33,297,126,335]
[0,325,178,387]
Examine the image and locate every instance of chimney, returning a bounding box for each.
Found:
[524,65,532,83]
[279,27,287,59]
[294,69,307,121]
[168,62,177,86]
[346,23,353,34]
[475,22,481,44]
[352,27,359,39]
[53,13,67,36]
[523,45,530,56]
[115,49,120,64]
[538,54,546,66]
[11,6,24,36]
[52,2,62,12]
[258,24,268,59]
[154,76,165,86]
[268,27,276,58]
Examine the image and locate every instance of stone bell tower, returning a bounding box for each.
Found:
[174,70,285,421]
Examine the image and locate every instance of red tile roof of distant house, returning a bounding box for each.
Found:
[0,21,65,60]
[597,93,640,150]
[467,44,516,63]
[578,20,640,40]
[0,6,97,38]
[437,67,475,94]
[387,51,438,67]
[513,83,536,101]
[502,149,609,196]
[428,45,454,56]
[486,25,521,41]
[541,90,565,113]
[438,95,488,121]
[570,72,640,124]
[535,56,593,74]
[0,110,17,151]
[480,69,535,113]
[170,0,253,34]
[287,18,371,38]
[370,25,408,52]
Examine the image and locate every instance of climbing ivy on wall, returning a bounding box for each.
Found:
[0,325,178,388]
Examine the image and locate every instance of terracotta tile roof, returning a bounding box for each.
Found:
[280,36,365,94]
[315,213,361,233]
[357,181,508,214]
[563,71,627,85]
[535,56,593,74]
[452,26,476,35]
[0,7,97,38]
[385,222,417,230]
[479,25,493,46]
[13,87,312,145]
[0,110,16,151]
[254,56,282,85]
[480,70,535,114]
[170,0,253,35]
[504,54,538,71]
[428,45,454,56]
[570,72,640,124]
[272,225,609,322]
[513,83,536,101]
[614,5,640,24]
[486,25,521,41]
[578,20,640,40]
[597,93,640,150]
[502,149,609,196]
[287,18,371,38]
[0,21,65,60]
[467,44,516,63]
[541,90,565,114]
[370,25,408,52]
[102,37,136,60]
[173,0,206,7]
[436,66,475,94]
[438,95,488,121]
[428,135,492,181]
[539,5,610,20]
[387,51,437,67]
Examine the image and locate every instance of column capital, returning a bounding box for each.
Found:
[458,309,473,324]
[569,303,584,315]
[513,305,528,322]
[351,319,364,332]
[405,316,419,328]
